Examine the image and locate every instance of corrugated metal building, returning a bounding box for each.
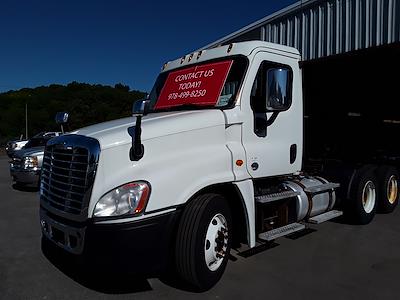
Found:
[202,0,400,61]
[199,0,400,166]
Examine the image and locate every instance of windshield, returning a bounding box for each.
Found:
[148,56,248,112]
[24,137,51,149]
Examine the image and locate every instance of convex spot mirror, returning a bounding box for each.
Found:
[55,112,69,124]
[132,99,150,117]
[266,68,292,111]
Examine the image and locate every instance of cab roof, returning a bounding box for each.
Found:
[162,41,300,73]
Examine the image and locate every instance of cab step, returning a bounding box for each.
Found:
[255,190,300,204]
[258,223,305,242]
[303,182,340,194]
[307,210,343,224]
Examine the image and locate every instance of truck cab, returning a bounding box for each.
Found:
[39,41,398,291]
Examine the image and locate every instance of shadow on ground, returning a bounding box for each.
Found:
[41,236,235,294]
[12,183,39,193]
[41,238,153,294]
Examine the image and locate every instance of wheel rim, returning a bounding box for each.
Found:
[362,180,376,213]
[387,175,398,205]
[204,213,228,272]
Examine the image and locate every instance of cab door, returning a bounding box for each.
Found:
[241,51,303,178]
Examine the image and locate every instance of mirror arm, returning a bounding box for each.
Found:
[132,116,144,161]
[265,111,280,127]
[129,116,145,161]
[129,99,149,161]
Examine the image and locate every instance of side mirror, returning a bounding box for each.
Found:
[266,68,292,111]
[132,99,150,117]
[55,112,69,124]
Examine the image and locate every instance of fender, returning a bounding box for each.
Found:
[234,179,256,247]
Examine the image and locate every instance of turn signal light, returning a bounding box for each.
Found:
[236,160,244,167]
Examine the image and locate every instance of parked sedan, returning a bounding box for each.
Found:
[10,132,61,187]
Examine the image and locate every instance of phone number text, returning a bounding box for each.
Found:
[168,89,207,100]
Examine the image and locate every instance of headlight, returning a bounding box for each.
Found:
[93,181,150,217]
[23,156,39,169]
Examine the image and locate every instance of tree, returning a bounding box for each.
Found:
[0,82,147,145]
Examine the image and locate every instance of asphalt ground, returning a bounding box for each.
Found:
[1,154,400,300]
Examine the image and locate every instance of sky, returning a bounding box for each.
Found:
[0,0,297,93]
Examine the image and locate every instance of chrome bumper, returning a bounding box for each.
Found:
[40,208,86,255]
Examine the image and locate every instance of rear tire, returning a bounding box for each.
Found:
[175,193,232,291]
[346,167,378,224]
[377,166,399,213]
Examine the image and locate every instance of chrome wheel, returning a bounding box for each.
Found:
[362,180,376,213]
[204,213,228,272]
[387,175,398,205]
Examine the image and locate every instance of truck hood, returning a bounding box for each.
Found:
[71,110,226,150]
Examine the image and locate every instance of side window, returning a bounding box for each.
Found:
[250,62,293,137]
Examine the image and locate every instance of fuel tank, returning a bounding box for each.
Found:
[284,176,337,221]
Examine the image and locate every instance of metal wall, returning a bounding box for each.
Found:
[203,0,400,61]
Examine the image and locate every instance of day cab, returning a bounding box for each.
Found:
[39,41,399,291]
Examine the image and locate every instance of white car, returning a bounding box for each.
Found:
[10,132,61,187]
[5,138,28,158]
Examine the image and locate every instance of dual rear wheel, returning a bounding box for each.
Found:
[347,165,399,224]
[377,166,399,213]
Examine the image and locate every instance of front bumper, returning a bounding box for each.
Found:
[40,207,180,275]
[10,165,40,185]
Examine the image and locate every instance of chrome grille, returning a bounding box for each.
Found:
[40,135,100,221]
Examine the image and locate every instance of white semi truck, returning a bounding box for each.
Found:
[39,41,399,291]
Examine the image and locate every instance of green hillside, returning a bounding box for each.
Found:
[0,82,146,145]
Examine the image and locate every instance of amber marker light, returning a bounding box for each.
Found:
[227,43,233,53]
[122,182,150,214]
[236,159,244,167]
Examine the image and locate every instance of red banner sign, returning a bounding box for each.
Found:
[154,60,233,109]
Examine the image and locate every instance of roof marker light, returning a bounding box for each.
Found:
[227,43,233,53]
[162,62,169,70]
[197,50,203,60]
[180,56,186,64]
[188,53,194,62]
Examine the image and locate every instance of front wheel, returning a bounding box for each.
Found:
[175,193,232,291]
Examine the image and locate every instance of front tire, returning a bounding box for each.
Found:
[175,193,232,291]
